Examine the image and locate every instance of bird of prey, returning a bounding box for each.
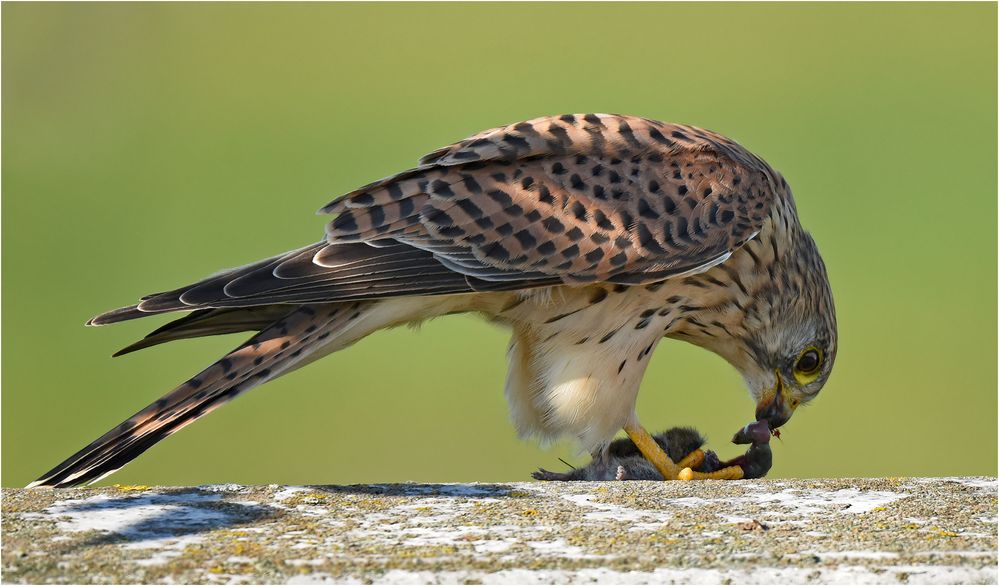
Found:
[30,113,837,488]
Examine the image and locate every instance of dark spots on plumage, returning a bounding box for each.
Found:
[671,130,690,141]
[318,331,332,340]
[571,201,587,220]
[720,210,735,223]
[475,216,494,229]
[352,192,375,206]
[637,224,664,253]
[513,122,535,134]
[503,133,530,150]
[525,209,542,222]
[591,164,604,177]
[609,251,628,266]
[638,199,658,219]
[254,357,264,366]
[521,177,535,189]
[673,170,682,180]
[585,248,604,263]
[436,225,465,238]
[467,233,486,245]
[711,320,734,336]
[548,125,571,147]
[658,307,672,316]
[189,378,203,389]
[553,259,574,271]
[611,188,625,200]
[634,318,651,330]
[588,288,608,304]
[613,283,629,293]
[733,176,742,186]
[647,152,664,163]
[219,358,233,373]
[647,127,674,145]
[194,390,209,400]
[703,187,713,197]
[570,174,585,190]
[256,369,272,379]
[692,218,705,237]
[562,244,580,259]
[639,309,656,318]
[565,226,583,241]
[618,359,627,374]
[496,222,514,236]
[280,341,291,350]
[583,113,603,125]
[720,264,750,296]
[430,179,455,198]
[488,189,513,206]
[590,232,609,244]
[560,114,577,124]
[682,276,709,288]
[451,150,480,161]
[504,204,524,216]
[538,185,555,205]
[551,162,567,175]
[290,349,302,358]
[386,183,405,200]
[575,154,588,165]
[598,327,621,343]
[461,175,482,193]
[617,211,634,229]
[703,275,727,288]
[457,199,484,218]
[538,241,556,255]
[426,208,454,226]
[332,212,358,232]
[491,172,507,183]
[515,230,537,248]
[608,170,622,184]
[398,198,415,216]
[593,210,614,230]
[662,198,676,214]
[545,308,584,323]
[646,281,665,292]
[592,185,606,200]
[485,243,511,261]
[677,185,688,196]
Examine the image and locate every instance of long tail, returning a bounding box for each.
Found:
[29,302,370,488]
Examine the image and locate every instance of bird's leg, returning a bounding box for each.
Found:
[623,423,681,480]
[676,449,706,470]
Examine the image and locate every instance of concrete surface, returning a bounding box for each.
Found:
[2,477,996,584]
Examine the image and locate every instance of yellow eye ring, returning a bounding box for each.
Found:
[793,346,823,385]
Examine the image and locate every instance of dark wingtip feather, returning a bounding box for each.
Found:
[88,304,152,326]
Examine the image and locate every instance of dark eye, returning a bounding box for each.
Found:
[795,349,822,374]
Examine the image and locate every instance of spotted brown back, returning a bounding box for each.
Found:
[322,113,783,286]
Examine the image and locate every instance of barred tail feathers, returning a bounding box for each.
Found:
[29,302,371,488]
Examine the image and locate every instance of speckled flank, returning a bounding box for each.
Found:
[3,478,995,584]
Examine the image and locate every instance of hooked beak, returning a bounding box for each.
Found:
[755,370,797,430]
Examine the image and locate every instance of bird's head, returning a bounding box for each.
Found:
[743,231,837,431]
[696,230,837,432]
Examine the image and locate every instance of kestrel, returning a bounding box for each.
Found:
[31,113,837,488]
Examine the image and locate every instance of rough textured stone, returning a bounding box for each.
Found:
[3,477,996,584]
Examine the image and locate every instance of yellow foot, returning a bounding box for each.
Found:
[678,465,744,481]
[676,448,705,470]
[624,424,681,480]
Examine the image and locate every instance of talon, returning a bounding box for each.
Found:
[624,423,681,480]
[678,465,745,480]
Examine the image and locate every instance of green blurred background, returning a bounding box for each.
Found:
[3,3,996,487]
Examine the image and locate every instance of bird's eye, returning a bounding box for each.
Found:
[793,347,823,384]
